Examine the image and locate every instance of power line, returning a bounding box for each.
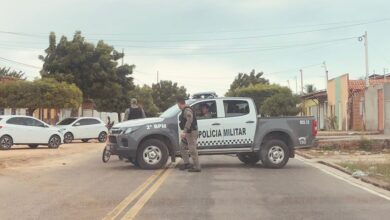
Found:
[0,56,41,69]
[0,18,388,43]
[0,36,357,52]
[81,19,373,36]
[267,63,322,75]
[88,18,390,43]
[122,36,357,56]
[0,30,45,38]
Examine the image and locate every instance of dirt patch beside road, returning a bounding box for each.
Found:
[298,148,390,189]
[0,141,104,170]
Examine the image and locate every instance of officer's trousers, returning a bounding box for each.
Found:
[179,130,200,169]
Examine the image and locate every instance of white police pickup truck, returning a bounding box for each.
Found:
[107,97,317,169]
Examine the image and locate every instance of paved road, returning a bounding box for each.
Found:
[0,144,389,220]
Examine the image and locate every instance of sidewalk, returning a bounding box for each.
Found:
[317,134,390,141]
[318,131,381,136]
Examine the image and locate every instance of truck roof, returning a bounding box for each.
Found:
[189,97,254,102]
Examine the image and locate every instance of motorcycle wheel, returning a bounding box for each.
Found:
[102,147,111,163]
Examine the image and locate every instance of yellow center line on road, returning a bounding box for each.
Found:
[102,164,170,220]
[121,163,176,220]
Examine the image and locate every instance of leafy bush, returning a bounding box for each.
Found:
[260,92,301,116]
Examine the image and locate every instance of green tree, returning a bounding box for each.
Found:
[227,83,291,112]
[0,79,82,115]
[94,64,136,121]
[39,31,135,120]
[260,92,301,116]
[129,85,159,117]
[152,80,188,112]
[0,67,26,80]
[228,69,268,93]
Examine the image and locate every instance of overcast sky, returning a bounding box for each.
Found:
[1,0,390,95]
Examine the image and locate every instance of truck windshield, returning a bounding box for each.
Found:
[58,118,77,125]
[160,105,180,118]
[159,100,196,118]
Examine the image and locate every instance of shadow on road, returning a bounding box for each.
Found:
[200,163,264,169]
[2,147,55,151]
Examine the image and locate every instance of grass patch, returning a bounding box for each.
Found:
[358,136,373,151]
[338,161,390,184]
[321,145,337,151]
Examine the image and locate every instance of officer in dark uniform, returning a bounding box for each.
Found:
[124,98,146,121]
[177,97,201,172]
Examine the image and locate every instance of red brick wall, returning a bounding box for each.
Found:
[351,92,364,130]
[378,89,384,131]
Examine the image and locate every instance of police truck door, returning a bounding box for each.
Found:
[220,99,256,148]
[191,100,223,149]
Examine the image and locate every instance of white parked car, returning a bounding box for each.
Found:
[56,117,108,143]
[0,115,63,150]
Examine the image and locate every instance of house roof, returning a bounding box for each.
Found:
[0,76,17,82]
[348,80,365,91]
[301,89,327,100]
[349,79,388,91]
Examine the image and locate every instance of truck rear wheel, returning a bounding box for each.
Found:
[137,139,168,170]
[260,139,289,169]
[237,153,260,165]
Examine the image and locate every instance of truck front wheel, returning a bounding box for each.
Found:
[237,153,260,165]
[137,139,168,170]
[260,139,289,169]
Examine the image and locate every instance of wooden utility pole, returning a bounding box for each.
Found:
[300,69,304,94]
[359,31,369,87]
[323,61,328,90]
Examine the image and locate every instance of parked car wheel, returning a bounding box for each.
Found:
[98,132,107,143]
[63,132,73,144]
[137,139,168,170]
[0,135,13,150]
[81,139,89,143]
[260,139,289,169]
[237,152,260,165]
[48,135,61,149]
[28,144,39,149]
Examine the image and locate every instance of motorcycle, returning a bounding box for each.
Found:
[102,144,111,163]
[102,119,123,163]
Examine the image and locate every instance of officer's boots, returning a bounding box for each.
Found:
[179,163,192,170]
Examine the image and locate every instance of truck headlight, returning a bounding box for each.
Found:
[123,128,133,134]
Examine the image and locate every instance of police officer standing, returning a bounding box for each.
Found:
[124,98,146,121]
[177,97,201,172]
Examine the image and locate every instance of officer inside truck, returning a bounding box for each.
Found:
[199,103,212,119]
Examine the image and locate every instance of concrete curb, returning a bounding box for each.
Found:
[360,176,390,191]
[318,161,390,191]
[317,160,353,175]
[295,151,314,159]
[296,151,390,191]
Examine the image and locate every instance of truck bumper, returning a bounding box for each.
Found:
[294,138,319,149]
[107,134,138,159]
